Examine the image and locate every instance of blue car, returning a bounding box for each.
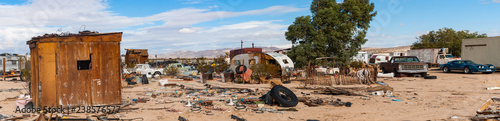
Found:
[440,60,496,74]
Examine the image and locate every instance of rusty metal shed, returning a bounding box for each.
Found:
[26,31,122,108]
[125,49,148,65]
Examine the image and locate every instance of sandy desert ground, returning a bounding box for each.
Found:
[0,69,499,121]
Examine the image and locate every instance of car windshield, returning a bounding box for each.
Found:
[394,57,420,62]
[445,55,454,58]
[463,61,475,64]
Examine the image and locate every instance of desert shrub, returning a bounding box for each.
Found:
[349,60,364,69]
[164,66,179,76]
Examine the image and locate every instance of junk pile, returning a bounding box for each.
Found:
[472,97,500,120]
[123,73,150,85]
[115,82,301,120]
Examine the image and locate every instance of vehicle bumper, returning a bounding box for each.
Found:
[397,70,428,73]
[473,68,497,72]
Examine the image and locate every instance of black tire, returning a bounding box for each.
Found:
[464,67,471,74]
[142,75,149,84]
[265,92,274,106]
[424,76,437,79]
[443,67,450,73]
[270,85,298,107]
[420,72,427,77]
[235,65,247,74]
[393,69,399,77]
[152,71,161,78]
[381,67,387,73]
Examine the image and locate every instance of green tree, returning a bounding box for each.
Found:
[412,27,487,57]
[285,0,377,68]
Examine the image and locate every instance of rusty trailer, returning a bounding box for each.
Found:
[125,49,148,65]
[26,31,123,108]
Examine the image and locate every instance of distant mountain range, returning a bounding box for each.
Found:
[153,47,282,58]
[151,45,413,58]
[361,45,412,53]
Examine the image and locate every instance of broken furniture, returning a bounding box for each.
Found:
[472,97,500,120]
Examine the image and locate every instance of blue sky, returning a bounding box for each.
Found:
[0,0,499,54]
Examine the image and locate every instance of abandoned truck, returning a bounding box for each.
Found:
[133,64,164,78]
[379,56,428,77]
[230,52,294,76]
[407,48,460,67]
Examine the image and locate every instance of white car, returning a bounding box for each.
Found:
[134,64,164,78]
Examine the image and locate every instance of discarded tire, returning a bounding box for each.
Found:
[142,75,149,84]
[265,92,274,105]
[235,65,247,74]
[424,76,437,79]
[270,85,298,107]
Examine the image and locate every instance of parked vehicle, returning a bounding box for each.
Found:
[406,48,460,67]
[167,63,198,76]
[134,64,164,78]
[352,51,370,64]
[439,60,496,74]
[369,55,391,65]
[379,56,428,77]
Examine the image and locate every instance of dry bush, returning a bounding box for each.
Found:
[164,66,179,76]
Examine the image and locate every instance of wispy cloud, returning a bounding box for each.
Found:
[0,0,301,53]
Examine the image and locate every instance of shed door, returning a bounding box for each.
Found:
[58,42,92,106]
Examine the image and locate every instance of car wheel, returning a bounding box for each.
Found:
[381,67,387,73]
[464,67,471,74]
[443,67,450,73]
[153,72,161,78]
[393,69,398,77]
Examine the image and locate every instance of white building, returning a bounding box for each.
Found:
[0,53,21,72]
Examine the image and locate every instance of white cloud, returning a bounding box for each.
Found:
[178,27,203,33]
[364,33,415,47]
[488,30,500,36]
[493,0,500,3]
[0,0,301,53]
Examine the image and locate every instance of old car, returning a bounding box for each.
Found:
[379,56,428,77]
[440,60,496,74]
[134,64,165,78]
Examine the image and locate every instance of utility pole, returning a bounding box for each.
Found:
[240,40,243,49]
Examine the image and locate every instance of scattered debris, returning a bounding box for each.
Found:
[230,115,247,121]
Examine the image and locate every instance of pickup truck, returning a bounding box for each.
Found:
[134,64,164,78]
[379,56,428,77]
